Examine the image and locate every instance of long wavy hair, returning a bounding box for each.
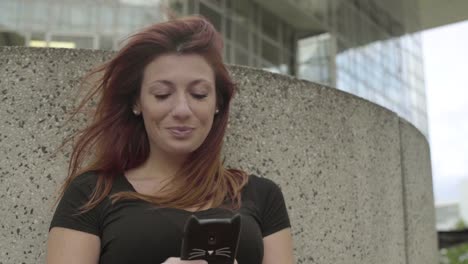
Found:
[58,16,249,212]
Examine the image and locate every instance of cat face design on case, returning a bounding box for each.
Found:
[188,246,232,259]
[181,214,241,263]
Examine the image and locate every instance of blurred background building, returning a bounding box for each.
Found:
[437,202,461,231]
[437,178,468,230]
[1,0,468,137]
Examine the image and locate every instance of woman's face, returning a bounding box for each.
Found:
[136,53,217,158]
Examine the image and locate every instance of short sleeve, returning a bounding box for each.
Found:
[259,178,291,237]
[49,173,102,236]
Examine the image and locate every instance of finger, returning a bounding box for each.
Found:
[162,257,207,264]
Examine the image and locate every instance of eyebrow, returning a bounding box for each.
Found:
[148,79,214,88]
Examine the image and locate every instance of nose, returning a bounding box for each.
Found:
[171,93,192,120]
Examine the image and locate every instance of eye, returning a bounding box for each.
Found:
[192,94,208,100]
[154,94,170,100]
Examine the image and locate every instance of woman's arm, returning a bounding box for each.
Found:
[47,227,100,264]
[262,228,294,264]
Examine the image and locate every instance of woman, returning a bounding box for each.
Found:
[47,16,294,264]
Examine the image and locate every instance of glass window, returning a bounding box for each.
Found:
[261,8,278,41]
[279,63,289,75]
[260,60,281,74]
[262,39,279,66]
[119,6,140,32]
[25,1,49,28]
[283,52,292,75]
[187,0,196,13]
[47,4,63,30]
[205,0,223,8]
[252,32,261,56]
[0,31,25,46]
[50,35,94,49]
[31,32,45,41]
[224,41,232,62]
[133,9,151,27]
[231,0,251,20]
[0,1,18,28]
[225,16,231,40]
[100,5,115,32]
[169,0,185,14]
[199,3,222,31]
[233,22,249,49]
[229,1,251,48]
[234,47,249,66]
[99,35,114,50]
[28,32,45,47]
[70,4,90,31]
[282,25,293,51]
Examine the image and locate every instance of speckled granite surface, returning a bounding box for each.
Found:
[0,47,437,264]
[226,67,406,264]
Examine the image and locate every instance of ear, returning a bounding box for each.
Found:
[132,100,141,115]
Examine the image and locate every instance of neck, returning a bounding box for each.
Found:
[130,149,189,184]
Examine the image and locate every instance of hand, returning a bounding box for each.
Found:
[161,257,238,264]
[161,257,207,264]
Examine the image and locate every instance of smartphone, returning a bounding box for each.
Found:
[180,213,241,264]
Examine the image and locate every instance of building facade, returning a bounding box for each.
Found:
[436,202,461,231]
[0,0,433,136]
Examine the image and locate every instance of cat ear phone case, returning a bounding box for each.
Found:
[180,214,241,264]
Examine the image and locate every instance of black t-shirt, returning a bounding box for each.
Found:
[49,172,291,264]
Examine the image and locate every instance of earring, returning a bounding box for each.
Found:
[215,109,219,114]
[133,108,140,115]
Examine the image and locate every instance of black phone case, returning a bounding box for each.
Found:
[180,214,241,264]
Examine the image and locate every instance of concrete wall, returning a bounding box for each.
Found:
[0,47,438,263]
[399,119,439,263]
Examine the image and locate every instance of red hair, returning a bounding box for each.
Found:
[59,16,249,212]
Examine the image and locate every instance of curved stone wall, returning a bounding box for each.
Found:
[0,47,437,263]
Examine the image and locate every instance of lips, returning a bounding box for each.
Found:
[167,126,194,138]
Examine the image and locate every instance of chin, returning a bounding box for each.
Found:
[165,145,200,156]
[153,138,205,157]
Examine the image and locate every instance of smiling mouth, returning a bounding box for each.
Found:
[167,127,194,138]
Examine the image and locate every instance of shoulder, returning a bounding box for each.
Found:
[72,171,99,184]
[243,174,291,234]
[64,171,132,199]
[247,174,282,190]
[68,171,99,189]
[50,171,106,236]
[60,171,102,199]
[243,174,285,201]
